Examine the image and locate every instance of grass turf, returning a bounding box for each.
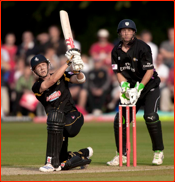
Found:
[1,121,174,181]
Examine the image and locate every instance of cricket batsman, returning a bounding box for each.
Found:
[31,49,93,172]
[107,19,164,166]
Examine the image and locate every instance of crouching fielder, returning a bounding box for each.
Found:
[107,19,164,166]
[30,49,93,172]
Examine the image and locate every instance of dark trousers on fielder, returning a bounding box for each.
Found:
[114,86,164,155]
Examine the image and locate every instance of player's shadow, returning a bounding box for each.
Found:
[92,161,108,166]
[22,167,39,172]
[92,161,154,166]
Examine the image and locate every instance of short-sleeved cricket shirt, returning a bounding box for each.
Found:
[111,37,160,90]
[32,71,77,114]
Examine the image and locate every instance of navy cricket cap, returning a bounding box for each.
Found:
[30,54,49,71]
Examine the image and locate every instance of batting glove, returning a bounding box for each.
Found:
[65,48,81,60]
[71,55,84,74]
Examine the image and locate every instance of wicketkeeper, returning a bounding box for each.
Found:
[107,19,164,166]
[31,49,93,172]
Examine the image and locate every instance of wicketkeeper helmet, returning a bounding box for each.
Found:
[117,19,137,33]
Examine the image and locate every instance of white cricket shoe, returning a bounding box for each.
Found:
[152,150,164,165]
[87,147,93,158]
[39,164,61,172]
[107,151,127,166]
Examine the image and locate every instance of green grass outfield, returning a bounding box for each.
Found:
[1,121,174,181]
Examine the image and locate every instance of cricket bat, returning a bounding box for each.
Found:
[60,10,75,50]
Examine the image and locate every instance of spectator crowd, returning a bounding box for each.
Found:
[1,26,174,118]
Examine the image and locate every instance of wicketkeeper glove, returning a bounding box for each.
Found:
[121,81,130,93]
[126,82,145,105]
[134,82,144,98]
[120,81,131,105]
[65,48,81,66]
[120,92,131,105]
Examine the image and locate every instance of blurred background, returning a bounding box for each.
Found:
[1,1,174,119]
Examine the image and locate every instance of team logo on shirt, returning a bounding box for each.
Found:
[112,64,118,70]
[71,116,75,119]
[120,62,135,72]
[133,57,138,61]
[68,72,74,75]
[143,63,153,68]
[46,91,61,102]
